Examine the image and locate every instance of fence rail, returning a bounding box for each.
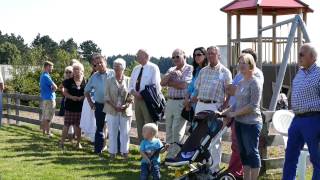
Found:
[2,93,285,174]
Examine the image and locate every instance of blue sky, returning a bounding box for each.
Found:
[1,0,319,58]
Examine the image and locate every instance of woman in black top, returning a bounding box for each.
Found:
[59,62,86,149]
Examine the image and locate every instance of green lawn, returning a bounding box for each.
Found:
[0,124,313,180]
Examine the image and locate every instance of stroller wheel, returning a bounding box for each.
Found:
[217,173,236,180]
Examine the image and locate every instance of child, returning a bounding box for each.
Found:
[140,123,169,180]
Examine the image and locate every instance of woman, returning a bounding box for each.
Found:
[103,58,133,159]
[60,62,86,149]
[183,47,208,113]
[223,53,262,180]
[59,66,73,116]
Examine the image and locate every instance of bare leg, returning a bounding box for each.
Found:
[243,166,251,180]
[60,125,69,148]
[48,121,52,135]
[250,168,260,180]
[75,126,82,148]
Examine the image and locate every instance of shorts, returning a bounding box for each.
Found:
[41,100,56,122]
[64,110,81,127]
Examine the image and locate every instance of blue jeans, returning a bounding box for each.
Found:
[235,121,262,168]
[94,103,106,154]
[283,113,320,180]
[140,163,160,180]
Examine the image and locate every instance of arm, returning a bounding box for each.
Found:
[62,87,78,101]
[140,151,151,164]
[84,77,95,110]
[0,83,4,92]
[160,72,171,86]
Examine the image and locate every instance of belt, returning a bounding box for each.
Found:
[168,97,184,100]
[199,99,217,104]
[295,111,320,117]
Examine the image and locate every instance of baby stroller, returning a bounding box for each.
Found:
[165,110,235,180]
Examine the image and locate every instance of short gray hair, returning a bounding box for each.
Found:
[207,46,221,59]
[72,62,84,73]
[113,58,126,70]
[143,123,158,137]
[301,43,317,61]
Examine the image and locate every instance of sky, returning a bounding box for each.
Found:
[0,0,319,58]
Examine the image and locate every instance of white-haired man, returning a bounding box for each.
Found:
[283,43,320,180]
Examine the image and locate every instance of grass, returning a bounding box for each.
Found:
[0,124,314,180]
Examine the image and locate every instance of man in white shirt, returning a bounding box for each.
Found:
[129,49,161,141]
[0,70,4,126]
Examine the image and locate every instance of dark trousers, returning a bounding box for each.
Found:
[94,103,106,154]
[140,163,160,180]
[283,113,320,180]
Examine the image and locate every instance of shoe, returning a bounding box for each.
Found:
[102,146,108,152]
[47,133,54,138]
[75,143,83,149]
[109,154,116,159]
[122,153,128,159]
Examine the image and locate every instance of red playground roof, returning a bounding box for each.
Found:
[221,0,313,15]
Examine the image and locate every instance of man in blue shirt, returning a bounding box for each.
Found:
[283,43,320,180]
[84,54,114,155]
[40,61,57,137]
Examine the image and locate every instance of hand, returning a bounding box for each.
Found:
[183,99,190,107]
[164,144,170,151]
[223,117,232,127]
[134,92,143,100]
[190,96,198,103]
[121,105,127,110]
[89,101,95,110]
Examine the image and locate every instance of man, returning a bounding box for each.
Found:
[161,49,193,158]
[84,54,114,155]
[129,49,161,142]
[226,48,264,178]
[283,43,320,180]
[40,61,57,137]
[194,46,232,172]
[0,69,4,126]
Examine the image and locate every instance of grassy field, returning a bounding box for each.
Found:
[0,124,313,180]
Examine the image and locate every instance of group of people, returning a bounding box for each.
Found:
[39,43,320,180]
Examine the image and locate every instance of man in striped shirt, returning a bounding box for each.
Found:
[194,46,232,172]
[161,49,193,158]
[283,43,320,180]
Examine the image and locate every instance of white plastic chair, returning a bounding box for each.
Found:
[272,110,309,180]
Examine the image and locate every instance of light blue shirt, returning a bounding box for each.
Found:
[140,138,163,164]
[40,72,56,100]
[84,70,114,103]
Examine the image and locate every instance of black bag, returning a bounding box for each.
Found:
[181,106,194,122]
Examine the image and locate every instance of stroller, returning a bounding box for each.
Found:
[165,110,235,180]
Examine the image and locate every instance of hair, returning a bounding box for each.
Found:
[91,53,105,62]
[70,59,81,66]
[143,123,158,137]
[241,48,257,63]
[43,61,53,68]
[137,49,150,60]
[301,43,318,61]
[172,48,186,59]
[239,53,256,70]
[113,58,126,70]
[72,62,84,73]
[192,47,208,76]
[64,66,73,79]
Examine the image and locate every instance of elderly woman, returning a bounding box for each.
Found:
[59,62,86,149]
[104,58,133,159]
[59,66,73,116]
[223,53,262,180]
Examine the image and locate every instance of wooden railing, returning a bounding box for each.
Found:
[2,93,285,174]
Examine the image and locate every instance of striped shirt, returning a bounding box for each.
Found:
[195,63,232,103]
[291,63,320,114]
[167,64,193,98]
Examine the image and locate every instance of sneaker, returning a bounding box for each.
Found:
[75,143,83,149]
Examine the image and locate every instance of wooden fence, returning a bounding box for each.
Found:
[2,93,285,174]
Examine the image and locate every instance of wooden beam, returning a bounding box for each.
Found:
[257,7,263,69]
[227,13,232,68]
[236,14,241,62]
[272,14,277,64]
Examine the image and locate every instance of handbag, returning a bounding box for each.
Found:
[181,106,194,122]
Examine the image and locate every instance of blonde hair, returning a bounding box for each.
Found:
[70,59,81,66]
[72,62,84,76]
[43,61,53,68]
[239,53,256,70]
[143,123,158,137]
[64,66,73,79]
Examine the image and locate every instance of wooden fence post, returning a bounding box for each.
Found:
[15,93,20,125]
[7,96,11,124]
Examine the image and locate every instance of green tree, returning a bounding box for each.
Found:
[59,38,78,53]
[0,42,22,65]
[79,40,101,62]
[32,34,58,59]
[24,46,46,65]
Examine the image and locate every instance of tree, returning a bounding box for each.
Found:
[32,34,58,58]
[59,38,78,53]
[25,46,46,66]
[0,42,22,64]
[79,40,101,62]
[0,31,29,54]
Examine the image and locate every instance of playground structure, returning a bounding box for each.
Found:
[221,0,313,109]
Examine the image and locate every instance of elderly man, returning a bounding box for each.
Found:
[283,43,320,180]
[161,49,193,158]
[40,61,57,137]
[194,46,232,172]
[129,49,161,142]
[84,54,114,155]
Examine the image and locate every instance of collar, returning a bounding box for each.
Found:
[208,62,221,71]
[302,63,317,75]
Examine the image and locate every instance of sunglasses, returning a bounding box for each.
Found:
[195,53,204,57]
[172,55,180,59]
[93,62,103,67]
[299,52,305,58]
[65,71,72,74]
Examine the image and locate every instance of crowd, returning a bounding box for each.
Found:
[38,44,319,180]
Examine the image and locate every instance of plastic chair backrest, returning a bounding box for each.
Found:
[272,110,295,136]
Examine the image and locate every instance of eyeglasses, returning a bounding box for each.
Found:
[172,55,180,59]
[299,52,305,58]
[93,62,103,67]
[195,53,204,57]
[65,71,72,74]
